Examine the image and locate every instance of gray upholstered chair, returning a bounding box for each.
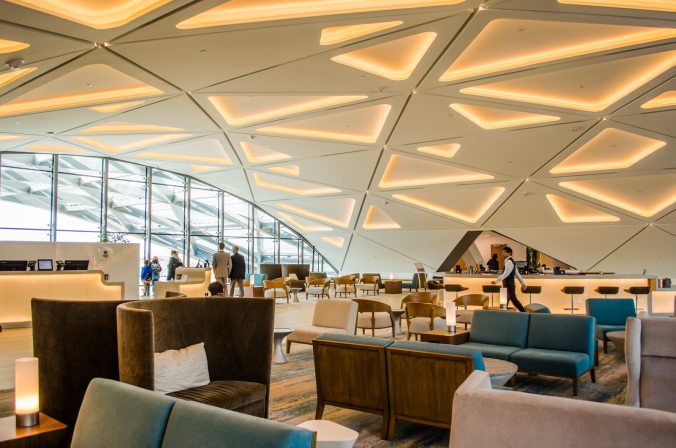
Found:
[286,299,358,352]
[117,298,274,417]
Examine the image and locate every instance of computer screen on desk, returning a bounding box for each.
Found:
[37,259,53,271]
[0,260,28,271]
[64,260,89,271]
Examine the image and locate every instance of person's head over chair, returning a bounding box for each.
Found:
[170,250,178,257]
[208,281,225,296]
[502,246,513,258]
[491,253,498,261]
[232,245,239,254]
[218,242,225,251]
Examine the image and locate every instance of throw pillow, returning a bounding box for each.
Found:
[154,342,210,394]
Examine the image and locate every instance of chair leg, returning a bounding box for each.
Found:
[603,339,608,354]
[510,375,516,387]
[406,332,411,340]
[315,401,325,419]
[286,340,291,354]
[385,414,396,440]
[572,377,578,396]
[590,369,596,383]
[595,344,599,367]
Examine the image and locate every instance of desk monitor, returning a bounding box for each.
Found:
[64,260,89,271]
[0,260,28,271]
[37,259,53,271]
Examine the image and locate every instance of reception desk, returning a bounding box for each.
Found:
[153,267,211,298]
[0,270,124,326]
[442,273,656,314]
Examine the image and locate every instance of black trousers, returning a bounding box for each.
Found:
[506,285,526,312]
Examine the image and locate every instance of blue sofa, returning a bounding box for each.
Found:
[586,298,635,354]
[461,310,595,395]
[71,378,315,448]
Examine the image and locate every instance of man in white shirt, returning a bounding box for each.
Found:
[491,246,527,312]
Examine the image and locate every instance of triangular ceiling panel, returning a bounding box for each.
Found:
[320,21,404,46]
[248,171,345,201]
[362,194,468,230]
[591,226,676,278]
[0,21,91,63]
[362,205,401,230]
[302,229,352,268]
[657,223,676,237]
[612,110,676,139]
[10,137,98,156]
[498,224,645,271]
[612,77,676,117]
[342,234,427,273]
[196,168,253,202]
[264,195,360,229]
[0,133,39,150]
[545,194,622,224]
[125,135,237,169]
[69,133,199,156]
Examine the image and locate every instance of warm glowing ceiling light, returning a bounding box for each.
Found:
[89,101,145,113]
[240,141,292,164]
[551,128,665,174]
[546,194,620,223]
[71,134,192,154]
[417,143,460,159]
[379,154,493,188]
[80,123,184,134]
[177,0,463,29]
[460,50,676,112]
[331,32,437,81]
[277,212,332,232]
[253,173,340,196]
[268,164,300,176]
[641,90,676,109]
[322,236,345,248]
[6,0,172,29]
[0,38,30,54]
[190,164,221,172]
[392,187,505,223]
[320,21,403,46]
[130,151,232,166]
[257,104,391,144]
[557,0,676,13]
[363,205,400,229]
[23,144,87,154]
[450,103,560,130]
[440,19,676,82]
[0,135,22,142]
[0,67,37,89]
[277,199,356,228]
[559,176,676,217]
[208,95,368,127]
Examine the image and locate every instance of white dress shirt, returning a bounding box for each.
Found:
[495,258,526,286]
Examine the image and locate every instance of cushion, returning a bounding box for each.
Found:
[641,318,676,358]
[469,310,530,348]
[595,324,625,341]
[336,284,355,292]
[264,288,287,298]
[527,314,594,357]
[389,340,485,370]
[306,286,326,295]
[357,312,392,329]
[510,348,591,377]
[639,356,676,413]
[154,342,210,394]
[460,342,523,361]
[167,380,266,412]
[161,399,315,448]
[287,326,349,345]
[312,300,357,329]
[586,298,635,325]
[316,333,394,347]
[408,316,445,333]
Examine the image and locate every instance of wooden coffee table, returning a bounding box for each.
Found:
[485,358,518,386]
[384,280,402,294]
[0,413,67,448]
[419,329,469,345]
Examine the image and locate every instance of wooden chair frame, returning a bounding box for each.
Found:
[359,275,381,296]
[335,275,358,298]
[404,302,446,340]
[305,277,330,299]
[354,298,395,337]
[264,278,290,303]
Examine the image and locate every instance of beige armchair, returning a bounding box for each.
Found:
[625,316,676,412]
[263,278,290,303]
[400,291,439,308]
[286,300,358,352]
[450,370,676,448]
[305,277,330,299]
[357,274,380,296]
[455,294,489,329]
[335,275,358,297]
[355,299,395,337]
[404,302,446,340]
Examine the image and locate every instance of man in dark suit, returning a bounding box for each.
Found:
[229,245,246,297]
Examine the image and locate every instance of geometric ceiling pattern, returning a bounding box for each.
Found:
[0,0,674,276]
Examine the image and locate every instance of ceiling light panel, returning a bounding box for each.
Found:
[80,122,184,133]
[363,205,401,229]
[460,50,676,112]
[130,151,232,166]
[440,19,676,82]
[321,236,345,248]
[89,101,145,113]
[0,135,23,142]
[253,172,341,196]
[22,143,88,154]
[449,103,560,130]
[559,174,676,217]
[0,38,30,54]
[417,143,461,159]
[6,0,172,29]
[208,95,367,127]
[276,197,356,228]
[641,90,676,109]
[240,141,292,164]
[267,164,300,176]
[557,0,676,13]
[257,104,392,144]
[331,32,437,81]
[320,21,403,46]
[551,128,666,174]
[0,67,38,90]
[277,212,332,232]
[0,64,163,117]
[379,153,493,188]
[71,134,192,154]
[176,0,464,29]
[546,194,620,223]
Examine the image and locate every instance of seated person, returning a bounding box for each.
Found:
[487,254,499,271]
[208,281,226,297]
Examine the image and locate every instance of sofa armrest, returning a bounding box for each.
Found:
[117,305,155,390]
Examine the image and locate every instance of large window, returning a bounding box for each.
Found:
[0,153,338,276]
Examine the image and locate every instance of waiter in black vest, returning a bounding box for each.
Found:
[491,246,526,312]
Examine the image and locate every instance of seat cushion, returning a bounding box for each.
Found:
[357,312,391,329]
[336,284,355,292]
[306,286,327,295]
[460,342,523,361]
[287,326,349,345]
[527,314,594,358]
[264,288,287,298]
[469,310,530,348]
[595,324,625,341]
[510,348,591,377]
[167,380,266,413]
[408,316,445,334]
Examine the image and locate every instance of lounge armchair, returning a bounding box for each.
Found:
[354,298,396,337]
[404,302,446,340]
[286,300,358,352]
[305,277,330,299]
[454,294,489,329]
[586,298,635,354]
[264,278,290,303]
[335,274,358,297]
[402,273,427,292]
[400,291,438,307]
[357,274,381,295]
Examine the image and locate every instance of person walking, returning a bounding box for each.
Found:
[491,246,526,312]
[166,250,183,281]
[229,245,246,298]
[150,256,162,296]
[140,260,153,297]
[212,242,232,288]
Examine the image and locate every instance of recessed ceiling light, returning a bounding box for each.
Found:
[379,153,493,188]
[6,0,173,29]
[417,143,461,159]
[641,90,676,109]
[0,38,30,54]
[89,101,145,113]
[240,141,292,164]
[23,143,87,154]
[392,187,505,223]
[321,236,345,248]
[71,134,192,154]
[363,205,400,229]
[253,173,341,196]
[177,0,464,29]
[268,164,300,177]
[276,199,356,228]
[557,0,676,13]
[546,194,620,223]
[450,103,560,130]
[79,123,184,134]
[551,128,665,174]
[320,21,403,46]
[277,212,332,232]
[130,151,232,166]
[0,67,37,89]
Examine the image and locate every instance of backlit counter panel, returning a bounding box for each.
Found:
[0,270,124,326]
[153,268,211,298]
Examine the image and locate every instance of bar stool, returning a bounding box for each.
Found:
[624,286,650,311]
[594,286,619,298]
[561,286,584,314]
[522,285,542,304]
[482,284,501,307]
[444,284,469,299]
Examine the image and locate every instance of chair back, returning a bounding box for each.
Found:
[306,277,329,287]
[405,302,445,320]
[362,275,380,285]
[354,298,392,314]
[312,300,358,334]
[165,291,187,298]
[309,272,327,278]
[585,298,636,325]
[335,274,356,285]
[264,279,286,289]
[455,294,489,309]
[401,291,438,307]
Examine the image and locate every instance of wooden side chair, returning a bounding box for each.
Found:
[400,291,439,309]
[305,277,330,299]
[264,278,290,303]
[354,299,396,337]
[358,275,381,296]
[455,294,489,329]
[335,275,358,298]
[404,302,446,340]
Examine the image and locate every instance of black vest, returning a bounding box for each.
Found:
[503,256,516,289]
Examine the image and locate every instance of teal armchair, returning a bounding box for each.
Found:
[402,273,427,292]
[586,298,636,354]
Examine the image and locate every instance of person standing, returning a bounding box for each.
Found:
[140,260,153,297]
[491,246,526,312]
[150,256,162,295]
[487,253,500,271]
[166,250,184,281]
[229,245,246,298]
[212,242,232,288]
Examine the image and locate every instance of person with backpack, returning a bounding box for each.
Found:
[140,260,153,297]
[166,250,184,281]
[150,256,162,296]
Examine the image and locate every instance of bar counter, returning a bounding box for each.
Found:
[441,273,660,314]
[0,270,124,327]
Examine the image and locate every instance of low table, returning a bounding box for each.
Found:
[419,329,470,345]
[485,358,518,387]
[0,413,67,448]
[273,328,294,364]
[384,280,402,294]
[606,330,625,354]
[289,287,303,303]
[297,420,358,448]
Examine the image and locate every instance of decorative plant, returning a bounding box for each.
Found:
[526,247,540,273]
